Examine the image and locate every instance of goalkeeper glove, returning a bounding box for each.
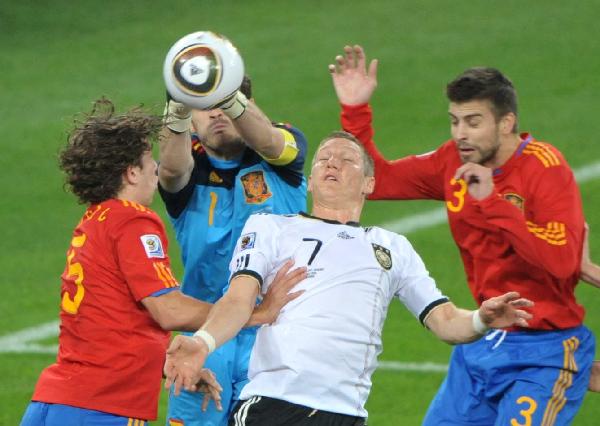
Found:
[212,91,248,120]
[163,98,192,133]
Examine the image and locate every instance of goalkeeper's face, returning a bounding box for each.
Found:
[191,108,245,157]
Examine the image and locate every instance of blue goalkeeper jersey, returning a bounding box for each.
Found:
[158,123,307,303]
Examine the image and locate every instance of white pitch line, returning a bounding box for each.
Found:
[2,160,600,372]
[378,360,448,373]
[0,320,59,354]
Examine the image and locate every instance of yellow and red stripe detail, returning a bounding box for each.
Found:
[523,142,560,168]
[541,336,579,425]
[526,221,567,246]
[153,261,179,288]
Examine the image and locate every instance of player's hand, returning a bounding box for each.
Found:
[479,291,533,329]
[209,90,248,120]
[329,45,378,106]
[250,260,307,325]
[164,335,211,396]
[588,360,600,392]
[195,369,224,411]
[163,97,192,133]
[454,162,494,200]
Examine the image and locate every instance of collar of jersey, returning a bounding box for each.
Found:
[207,153,243,169]
[299,211,360,227]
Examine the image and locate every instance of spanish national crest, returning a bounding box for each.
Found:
[371,243,392,270]
[503,193,525,211]
[241,171,272,204]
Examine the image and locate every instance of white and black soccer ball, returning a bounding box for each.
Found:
[163,31,244,109]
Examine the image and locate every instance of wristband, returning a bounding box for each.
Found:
[163,100,192,133]
[219,91,248,120]
[472,309,490,335]
[193,329,216,354]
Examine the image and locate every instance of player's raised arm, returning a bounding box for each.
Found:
[424,292,533,344]
[158,98,195,193]
[329,45,378,106]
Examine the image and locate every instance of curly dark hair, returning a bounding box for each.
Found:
[446,67,518,133]
[59,98,163,204]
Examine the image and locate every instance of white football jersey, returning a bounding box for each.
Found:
[230,212,448,417]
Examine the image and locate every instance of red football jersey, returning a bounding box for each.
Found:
[32,199,179,420]
[342,104,585,330]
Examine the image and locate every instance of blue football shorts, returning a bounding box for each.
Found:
[423,325,595,426]
[20,402,147,426]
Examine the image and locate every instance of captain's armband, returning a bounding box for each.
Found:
[262,128,299,166]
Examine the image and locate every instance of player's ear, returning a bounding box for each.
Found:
[363,175,375,196]
[500,112,516,135]
[307,175,313,194]
[123,165,140,185]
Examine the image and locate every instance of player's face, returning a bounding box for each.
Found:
[191,109,245,158]
[137,149,158,206]
[449,100,502,166]
[309,138,373,205]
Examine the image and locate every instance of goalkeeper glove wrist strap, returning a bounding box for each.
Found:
[220,91,248,120]
[164,100,192,133]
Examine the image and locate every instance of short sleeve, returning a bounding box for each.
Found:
[392,234,448,324]
[229,214,279,289]
[115,216,179,301]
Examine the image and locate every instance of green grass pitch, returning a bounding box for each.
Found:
[2,1,600,424]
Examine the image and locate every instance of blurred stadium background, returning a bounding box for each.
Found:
[2,0,599,424]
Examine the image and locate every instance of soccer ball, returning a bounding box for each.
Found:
[163,31,245,109]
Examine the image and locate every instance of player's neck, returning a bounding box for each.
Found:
[311,202,363,225]
[484,133,521,169]
[116,187,151,207]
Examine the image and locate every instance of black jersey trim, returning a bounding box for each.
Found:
[231,270,264,288]
[419,297,450,325]
[298,211,360,227]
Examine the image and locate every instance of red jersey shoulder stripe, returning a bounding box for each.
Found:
[522,142,560,168]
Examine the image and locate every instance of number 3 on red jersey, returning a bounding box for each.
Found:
[61,233,87,314]
[446,178,467,213]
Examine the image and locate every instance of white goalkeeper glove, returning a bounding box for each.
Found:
[163,98,192,133]
[211,91,248,120]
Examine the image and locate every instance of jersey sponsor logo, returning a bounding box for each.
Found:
[209,171,223,183]
[140,234,165,258]
[240,232,256,251]
[240,170,272,204]
[168,419,184,426]
[372,243,392,270]
[503,192,525,211]
[337,231,355,240]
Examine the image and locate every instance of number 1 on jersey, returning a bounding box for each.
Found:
[208,192,218,226]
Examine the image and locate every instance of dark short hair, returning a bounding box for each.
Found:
[313,130,375,177]
[59,98,162,204]
[240,75,252,99]
[446,67,518,132]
